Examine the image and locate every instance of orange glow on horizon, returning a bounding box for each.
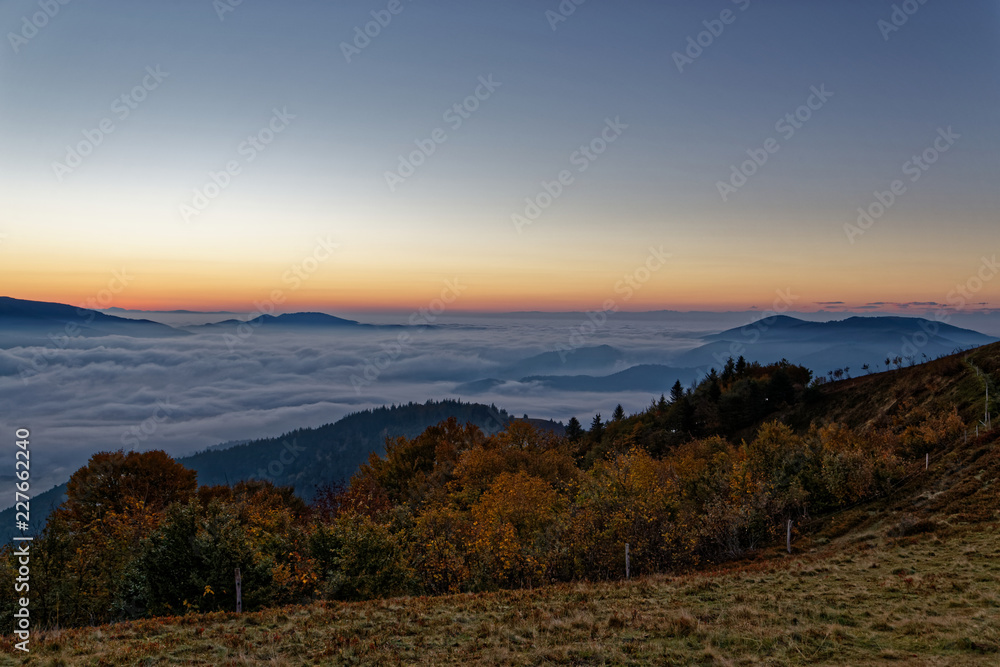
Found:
[3,283,990,316]
[2,239,994,315]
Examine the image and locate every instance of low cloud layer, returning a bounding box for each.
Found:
[3,309,999,496]
[0,314,714,492]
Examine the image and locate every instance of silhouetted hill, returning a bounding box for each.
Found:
[185,312,363,331]
[519,364,701,393]
[0,484,66,543]
[456,346,663,393]
[705,315,993,346]
[179,400,510,499]
[0,297,186,346]
[500,345,626,377]
[676,315,996,375]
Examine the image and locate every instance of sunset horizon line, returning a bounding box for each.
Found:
[4,294,995,319]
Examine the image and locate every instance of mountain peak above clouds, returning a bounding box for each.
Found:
[0,296,187,342]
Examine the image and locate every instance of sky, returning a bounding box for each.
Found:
[1,0,998,313]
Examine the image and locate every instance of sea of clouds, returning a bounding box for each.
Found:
[2,309,999,495]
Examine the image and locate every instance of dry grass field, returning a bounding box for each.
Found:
[2,515,997,666]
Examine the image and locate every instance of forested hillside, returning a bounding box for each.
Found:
[0,399,521,542]
[181,399,515,495]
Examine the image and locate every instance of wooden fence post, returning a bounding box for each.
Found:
[786,520,793,554]
[926,452,929,470]
[625,543,630,580]
[235,567,242,614]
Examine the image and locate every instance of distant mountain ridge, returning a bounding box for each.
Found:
[184,312,362,331]
[456,364,702,394]
[500,345,625,377]
[449,317,998,395]
[677,315,997,376]
[705,315,992,347]
[0,296,187,344]
[521,364,702,393]
[0,297,382,345]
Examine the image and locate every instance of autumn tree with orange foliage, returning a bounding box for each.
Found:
[569,447,692,579]
[353,417,487,508]
[29,450,196,625]
[468,470,566,589]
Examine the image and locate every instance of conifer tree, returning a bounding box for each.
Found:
[670,380,684,404]
[565,416,583,442]
[590,414,604,442]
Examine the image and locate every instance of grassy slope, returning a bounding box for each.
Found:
[3,520,997,665]
[785,342,1000,432]
[3,345,1000,666]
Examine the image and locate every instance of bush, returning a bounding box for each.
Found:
[468,471,566,589]
[310,513,412,601]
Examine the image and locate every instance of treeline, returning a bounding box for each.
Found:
[572,358,815,465]
[0,361,964,629]
[181,398,511,494]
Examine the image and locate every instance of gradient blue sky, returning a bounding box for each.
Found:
[1,0,998,312]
